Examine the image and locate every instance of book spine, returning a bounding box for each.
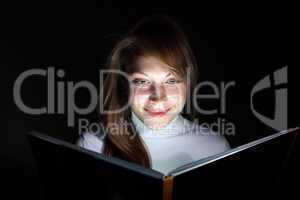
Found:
[162,175,174,200]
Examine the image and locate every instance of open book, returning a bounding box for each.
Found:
[26,127,299,200]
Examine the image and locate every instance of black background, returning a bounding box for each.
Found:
[1,2,299,199]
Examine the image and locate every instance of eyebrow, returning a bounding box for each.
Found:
[134,72,172,78]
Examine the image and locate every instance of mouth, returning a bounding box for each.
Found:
[144,107,171,117]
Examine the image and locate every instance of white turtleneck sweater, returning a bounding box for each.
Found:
[77,112,231,175]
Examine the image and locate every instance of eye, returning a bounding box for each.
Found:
[165,78,182,85]
[132,79,151,87]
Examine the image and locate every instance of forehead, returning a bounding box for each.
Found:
[133,56,173,76]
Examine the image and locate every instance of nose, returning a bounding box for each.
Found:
[149,84,167,102]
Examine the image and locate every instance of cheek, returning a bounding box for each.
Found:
[167,86,186,115]
[165,85,186,96]
[165,85,186,102]
[164,86,180,95]
[134,87,152,95]
[131,89,150,109]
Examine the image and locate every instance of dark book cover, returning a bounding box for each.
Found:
[26,127,299,200]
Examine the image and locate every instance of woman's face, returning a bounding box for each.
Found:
[129,56,187,129]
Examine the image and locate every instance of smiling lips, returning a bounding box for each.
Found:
[144,107,171,116]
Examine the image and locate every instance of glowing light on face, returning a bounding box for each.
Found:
[129,56,187,130]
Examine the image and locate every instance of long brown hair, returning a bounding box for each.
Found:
[100,14,199,168]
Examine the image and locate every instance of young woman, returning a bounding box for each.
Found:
[77,14,230,175]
